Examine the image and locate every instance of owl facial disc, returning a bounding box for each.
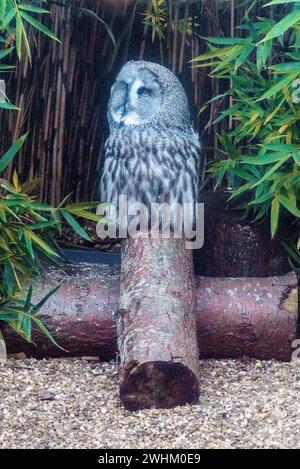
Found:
[108,60,190,131]
[111,78,145,125]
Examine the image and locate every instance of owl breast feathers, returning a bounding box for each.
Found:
[100,60,201,232]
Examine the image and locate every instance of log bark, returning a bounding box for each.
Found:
[194,191,291,277]
[1,264,297,363]
[117,237,200,410]
[195,276,298,360]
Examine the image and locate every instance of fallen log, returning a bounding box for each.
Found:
[195,276,298,360]
[117,236,200,410]
[1,263,297,363]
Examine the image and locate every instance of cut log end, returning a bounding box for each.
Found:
[120,361,200,411]
[280,286,298,314]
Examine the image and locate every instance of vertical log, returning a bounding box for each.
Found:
[117,236,200,411]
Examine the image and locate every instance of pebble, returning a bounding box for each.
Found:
[0,358,299,449]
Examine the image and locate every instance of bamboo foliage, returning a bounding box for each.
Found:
[0,0,262,204]
[0,1,105,346]
[193,1,300,260]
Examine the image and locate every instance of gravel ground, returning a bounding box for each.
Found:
[0,357,300,449]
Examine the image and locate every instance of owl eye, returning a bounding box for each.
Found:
[137,87,151,97]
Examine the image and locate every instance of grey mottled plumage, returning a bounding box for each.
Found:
[100,60,200,231]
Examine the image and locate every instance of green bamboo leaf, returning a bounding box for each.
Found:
[0,64,15,70]
[271,61,300,72]
[23,230,34,258]
[192,60,220,69]
[0,0,6,22]
[13,8,32,61]
[191,46,234,62]
[259,10,300,43]
[0,204,7,222]
[293,152,300,166]
[19,11,60,42]
[0,133,28,172]
[261,143,297,152]
[214,161,230,189]
[15,13,22,59]
[263,97,286,125]
[64,201,102,210]
[254,203,270,221]
[31,315,67,351]
[33,284,61,312]
[24,285,33,311]
[204,37,252,45]
[0,46,14,60]
[282,241,300,263]
[2,6,17,29]
[64,209,102,222]
[2,305,66,351]
[57,193,73,208]
[18,4,51,14]
[61,210,91,241]
[24,220,58,230]
[219,134,240,159]
[229,168,257,182]
[227,182,254,201]
[271,197,280,238]
[256,71,299,101]
[234,45,256,70]
[79,8,116,47]
[251,155,290,188]
[24,201,55,211]
[25,230,60,257]
[22,314,32,341]
[278,194,300,217]
[4,263,14,296]
[21,178,41,194]
[248,192,273,205]
[0,101,19,110]
[256,40,273,69]
[264,0,300,5]
[241,151,291,165]
[0,311,17,321]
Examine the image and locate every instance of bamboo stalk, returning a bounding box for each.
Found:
[0,0,254,203]
[172,0,179,74]
[178,0,190,75]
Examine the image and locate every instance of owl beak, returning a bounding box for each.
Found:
[125,101,134,113]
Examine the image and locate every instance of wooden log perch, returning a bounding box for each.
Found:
[1,264,297,364]
[117,236,200,410]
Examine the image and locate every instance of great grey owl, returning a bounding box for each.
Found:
[100,60,200,234]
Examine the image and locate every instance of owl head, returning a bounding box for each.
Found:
[108,60,190,131]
